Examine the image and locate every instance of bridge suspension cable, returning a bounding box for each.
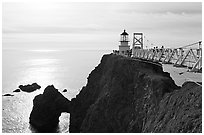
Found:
[176,41,202,49]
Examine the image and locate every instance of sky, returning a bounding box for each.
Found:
[2,2,202,50]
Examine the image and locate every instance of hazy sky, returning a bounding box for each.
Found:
[2,2,202,50]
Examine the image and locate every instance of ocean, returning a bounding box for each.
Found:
[162,64,202,86]
[2,48,112,133]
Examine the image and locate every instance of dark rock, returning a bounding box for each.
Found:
[69,54,180,132]
[69,54,201,133]
[143,81,202,133]
[29,85,71,132]
[19,83,41,92]
[3,93,14,96]
[63,89,67,92]
[13,89,21,92]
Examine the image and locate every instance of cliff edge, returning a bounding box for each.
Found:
[70,54,199,132]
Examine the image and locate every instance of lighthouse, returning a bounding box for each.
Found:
[119,30,130,56]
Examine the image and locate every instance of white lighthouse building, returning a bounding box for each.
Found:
[119,30,130,55]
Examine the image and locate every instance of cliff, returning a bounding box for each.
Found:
[29,54,202,133]
[70,54,196,132]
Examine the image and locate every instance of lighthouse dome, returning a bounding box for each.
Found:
[121,30,129,35]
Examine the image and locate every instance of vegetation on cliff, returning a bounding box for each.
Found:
[143,81,202,133]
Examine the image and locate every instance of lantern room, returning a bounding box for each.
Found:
[120,29,129,42]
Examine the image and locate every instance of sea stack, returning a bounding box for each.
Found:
[29,85,71,132]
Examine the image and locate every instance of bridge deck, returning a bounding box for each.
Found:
[132,41,202,73]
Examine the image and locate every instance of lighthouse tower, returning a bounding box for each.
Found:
[119,30,130,55]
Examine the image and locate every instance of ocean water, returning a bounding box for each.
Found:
[2,48,112,133]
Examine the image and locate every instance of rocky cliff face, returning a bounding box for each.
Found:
[29,54,202,133]
[69,54,187,132]
[143,81,202,133]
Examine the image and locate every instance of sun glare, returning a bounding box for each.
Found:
[20,58,61,89]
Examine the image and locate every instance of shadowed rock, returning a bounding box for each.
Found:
[143,81,202,133]
[29,85,71,132]
[63,89,67,92]
[69,54,180,132]
[13,89,21,92]
[19,83,41,92]
[69,54,201,133]
[3,93,14,96]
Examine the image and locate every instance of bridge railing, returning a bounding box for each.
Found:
[132,41,202,72]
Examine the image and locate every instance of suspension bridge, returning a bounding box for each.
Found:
[113,31,202,86]
[132,33,202,73]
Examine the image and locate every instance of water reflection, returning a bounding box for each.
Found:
[29,49,60,53]
[25,58,59,66]
[20,58,61,88]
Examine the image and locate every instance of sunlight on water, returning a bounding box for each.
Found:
[20,58,62,89]
[29,49,60,53]
[2,89,44,133]
[23,58,59,66]
[3,57,69,133]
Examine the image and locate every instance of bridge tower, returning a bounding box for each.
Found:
[133,33,143,49]
[132,33,143,57]
[119,29,130,55]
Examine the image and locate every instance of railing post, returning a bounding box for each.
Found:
[198,41,202,58]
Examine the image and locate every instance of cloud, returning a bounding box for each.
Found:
[116,2,202,15]
[2,2,202,48]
